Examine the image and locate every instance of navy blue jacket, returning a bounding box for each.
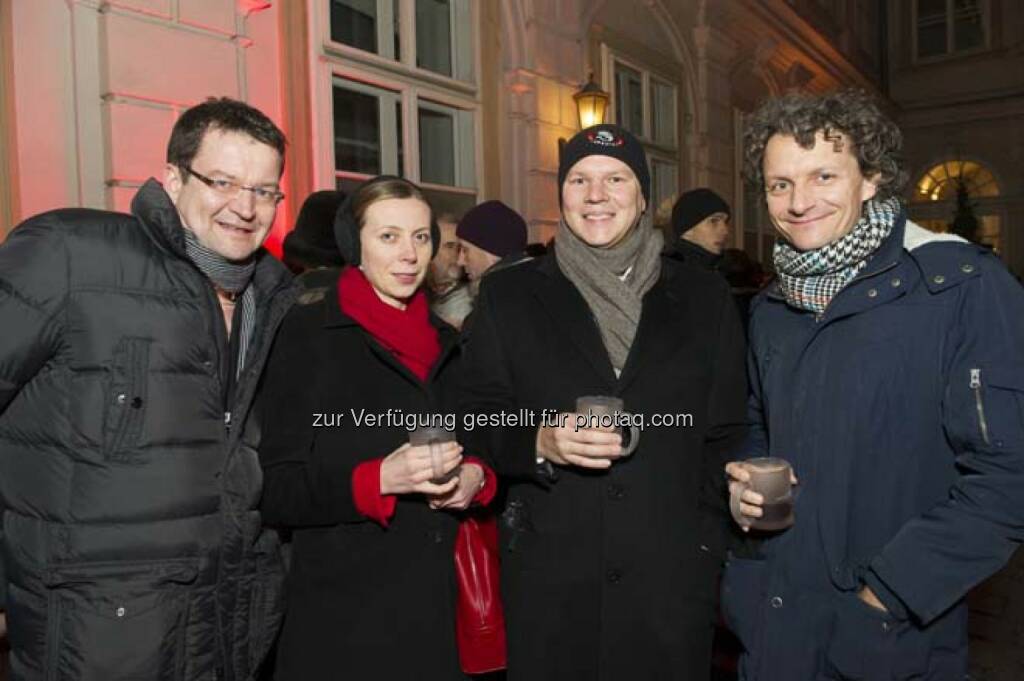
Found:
[722,214,1024,680]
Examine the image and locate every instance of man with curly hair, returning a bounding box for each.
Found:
[722,89,1024,679]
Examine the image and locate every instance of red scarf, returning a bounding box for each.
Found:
[338,266,441,382]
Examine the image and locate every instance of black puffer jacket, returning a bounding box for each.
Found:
[0,179,295,681]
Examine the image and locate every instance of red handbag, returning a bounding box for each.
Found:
[454,511,507,674]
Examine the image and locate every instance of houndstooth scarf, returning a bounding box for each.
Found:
[182,227,257,378]
[774,197,900,315]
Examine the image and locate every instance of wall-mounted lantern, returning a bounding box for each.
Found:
[573,73,610,129]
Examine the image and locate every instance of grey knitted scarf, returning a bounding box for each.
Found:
[773,196,900,315]
[555,213,663,372]
[182,228,257,378]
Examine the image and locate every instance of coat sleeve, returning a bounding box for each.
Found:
[0,216,69,609]
[698,279,750,555]
[257,307,368,528]
[866,254,1024,624]
[0,217,67,412]
[458,281,542,481]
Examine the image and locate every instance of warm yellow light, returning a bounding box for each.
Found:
[573,74,610,130]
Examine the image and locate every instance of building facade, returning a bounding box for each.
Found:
[0,0,884,267]
[889,0,1024,278]
[1,0,1023,678]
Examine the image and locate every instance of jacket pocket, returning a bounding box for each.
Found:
[821,592,929,680]
[6,582,48,679]
[103,337,151,462]
[720,556,766,654]
[43,558,198,681]
[968,363,1024,450]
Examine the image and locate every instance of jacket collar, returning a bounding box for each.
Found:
[670,239,723,271]
[322,277,459,385]
[532,252,679,392]
[131,177,292,295]
[536,249,678,284]
[131,178,190,258]
[765,209,908,303]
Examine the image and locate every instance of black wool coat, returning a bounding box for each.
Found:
[460,253,748,681]
[257,282,468,681]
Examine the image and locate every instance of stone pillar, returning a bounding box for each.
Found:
[692,20,737,198]
[500,0,585,245]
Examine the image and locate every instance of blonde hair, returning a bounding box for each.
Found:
[351,177,432,229]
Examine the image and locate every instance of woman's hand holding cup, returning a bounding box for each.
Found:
[427,462,485,510]
[380,441,463,496]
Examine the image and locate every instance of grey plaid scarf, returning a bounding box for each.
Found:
[774,197,900,315]
[182,228,257,378]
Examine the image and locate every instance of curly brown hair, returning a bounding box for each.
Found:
[743,89,907,200]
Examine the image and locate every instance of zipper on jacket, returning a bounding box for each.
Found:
[224,410,232,434]
[970,368,991,446]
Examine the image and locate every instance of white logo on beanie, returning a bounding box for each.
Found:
[587,130,624,147]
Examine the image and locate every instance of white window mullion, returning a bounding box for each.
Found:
[454,0,474,83]
[448,0,458,80]
[455,107,475,187]
[405,89,421,183]
[379,90,400,175]
[399,0,417,71]
[377,0,396,60]
[641,71,651,142]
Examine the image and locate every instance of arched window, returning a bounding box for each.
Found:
[911,159,1001,253]
[913,159,999,202]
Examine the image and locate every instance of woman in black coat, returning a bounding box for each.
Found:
[258,176,495,680]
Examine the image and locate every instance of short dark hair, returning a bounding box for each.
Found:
[166,97,287,177]
[743,89,907,200]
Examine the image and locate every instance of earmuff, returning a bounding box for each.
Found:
[333,175,441,267]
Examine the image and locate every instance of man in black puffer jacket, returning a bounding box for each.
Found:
[0,97,295,681]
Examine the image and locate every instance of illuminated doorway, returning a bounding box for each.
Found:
[912,159,1001,253]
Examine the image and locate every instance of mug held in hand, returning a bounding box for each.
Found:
[744,457,795,531]
[575,395,640,457]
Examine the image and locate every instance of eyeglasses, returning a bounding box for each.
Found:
[182,166,285,206]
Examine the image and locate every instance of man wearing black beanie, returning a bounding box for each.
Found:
[455,199,529,296]
[670,187,732,271]
[460,123,747,680]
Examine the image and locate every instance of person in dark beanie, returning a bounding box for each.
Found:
[456,199,529,296]
[460,123,747,680]
[670,187,732,271]
[282,189,347,289]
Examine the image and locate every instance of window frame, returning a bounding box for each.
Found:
[599,43,681,215]
[311,0,483,202]
[323,0,476,89]
[648,153,679,219]
[912,0,990,63]
[601,45,679,156]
